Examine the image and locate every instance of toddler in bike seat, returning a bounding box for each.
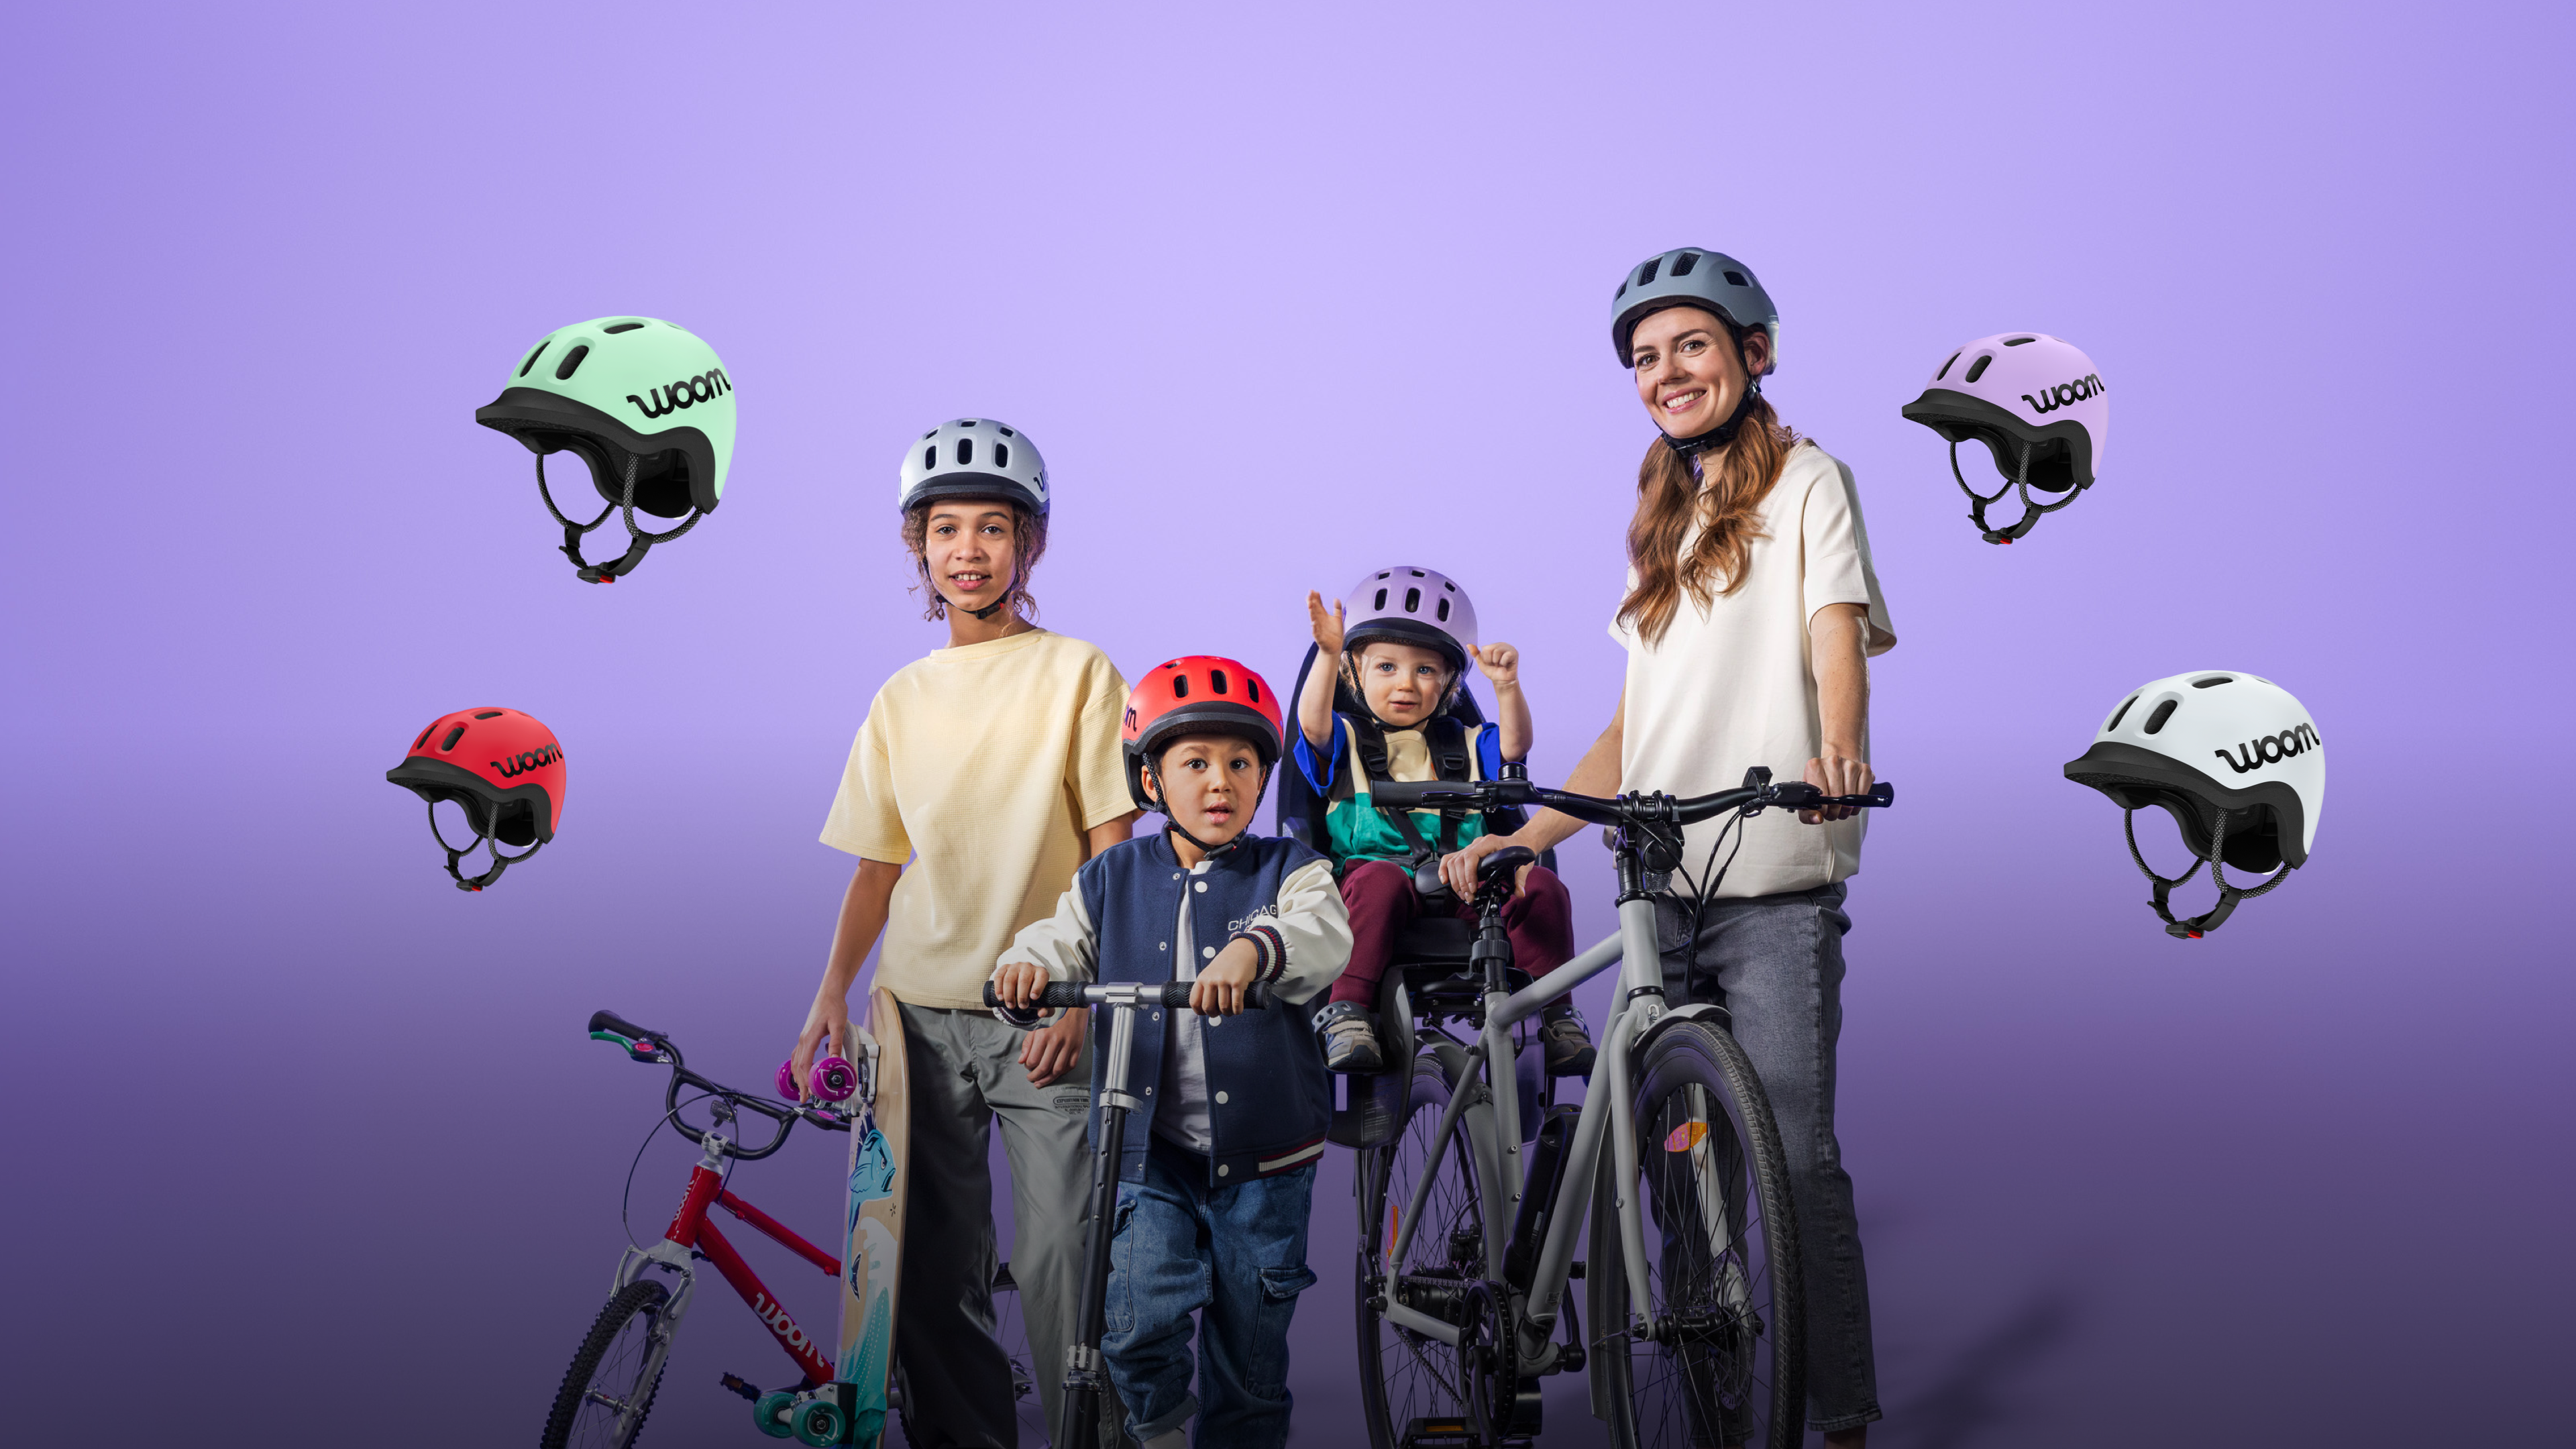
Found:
[1291,568,1595,1077]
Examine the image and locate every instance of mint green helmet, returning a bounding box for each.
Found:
[474,317,735,582]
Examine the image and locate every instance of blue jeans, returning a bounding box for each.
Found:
[1658,882,1882,1434]
[1102,1136,1320,1446]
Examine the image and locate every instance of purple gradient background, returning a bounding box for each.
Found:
[5,4,2570,1444]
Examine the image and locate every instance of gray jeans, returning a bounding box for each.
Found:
[894,1004,1125,1447]
[1656,883,1882,1434]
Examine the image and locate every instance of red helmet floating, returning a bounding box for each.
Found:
[1122,656,1283,811]
[386,708,566,891]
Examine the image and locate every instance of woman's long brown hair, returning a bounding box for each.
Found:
[1616,392,1802,645]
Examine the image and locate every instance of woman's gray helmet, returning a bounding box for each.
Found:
[1611,248,1780,372]
[898,418,1050,516]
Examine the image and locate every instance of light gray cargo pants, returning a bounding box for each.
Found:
[893,1002,1125,1448]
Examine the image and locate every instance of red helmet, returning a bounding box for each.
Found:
[386,707,566,890]
[1122,656,1283,811]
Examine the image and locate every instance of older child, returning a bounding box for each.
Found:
[788,418,1135,1448]
[992,656,1349,1449]
[1293,569,1595,1076]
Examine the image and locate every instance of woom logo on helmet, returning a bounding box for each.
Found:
[2212,724,2322,775]
[626,369,733,420]
[2022,374,2106,415]
[492,743,563,778]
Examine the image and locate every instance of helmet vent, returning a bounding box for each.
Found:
[994,442,1010,469]
[1722,270,1748,286]
[1211,668,1230,695]
[413,726,435,749]
[2004,336,2036,345]
[440,724,467,751]
[553,345,590,381]
[1671,252,1701,276]
[1246,676,1260,703]
[1964,354,1994,383]
[956,438,974,466]
[2191,676,2235,688]
[922,445,938,472]
[1935,351,1962,381]
[1436,598,1451,622]
[1405,587,1421,612]
[517,341,550,378]
[2143,700,2179,735]
[1408,568,1424,577]
[602,322,645,334]
[474,710,504,719]
[1373,588,1388,610]
[959,419,978,427]
[2105,694,2139,732]
[998,425,1015,437]
[1172,674,1189,700]
[1638,258,1662,286]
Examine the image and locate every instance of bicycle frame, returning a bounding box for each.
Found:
[1376,881,1684,1374]
[612,1128,847,1391]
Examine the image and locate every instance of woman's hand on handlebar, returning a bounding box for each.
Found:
[1803,749,1874,824]
[1191,940,1262,1016]
[792,997,849,1104]
[1018,1008,1085,1087]
[1440,834,1531,898]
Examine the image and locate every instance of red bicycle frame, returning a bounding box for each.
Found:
[661,1160,842,1387]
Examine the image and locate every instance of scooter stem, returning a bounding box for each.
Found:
[1057,1000,1141,1449]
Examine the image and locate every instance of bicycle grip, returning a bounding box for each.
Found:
[588,1009,665,1044]
[1368,779,1473,810]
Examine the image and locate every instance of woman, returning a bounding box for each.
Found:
[790,417,1138,1448]
[1450,248,1895,1443]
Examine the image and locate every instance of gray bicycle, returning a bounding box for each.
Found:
[1346,765,1892,1449]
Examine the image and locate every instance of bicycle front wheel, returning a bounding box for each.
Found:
[541,1277,675,1449]
[1356,1051,1493,1448]
[1591,1018,1805,1449]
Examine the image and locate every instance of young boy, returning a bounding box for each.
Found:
[1295,568,1596,1075]
[991,656,1349,1449]
[790,419,1136,1447]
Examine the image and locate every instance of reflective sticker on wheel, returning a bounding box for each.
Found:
[1664,1120,1709,1152]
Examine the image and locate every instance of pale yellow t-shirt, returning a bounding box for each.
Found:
[1609,442,1897,899]
[820,629,1133,1009]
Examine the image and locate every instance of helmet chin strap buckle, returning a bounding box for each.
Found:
[962,596,1010,621]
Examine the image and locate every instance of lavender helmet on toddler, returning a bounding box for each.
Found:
[1901,332,2110,545]
[1338,566,1479,715]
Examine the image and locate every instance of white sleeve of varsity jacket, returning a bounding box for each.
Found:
[1230,857,1350,1006]
[991,886,1099,1022]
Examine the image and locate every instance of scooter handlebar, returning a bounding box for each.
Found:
[981,980,1275,1012]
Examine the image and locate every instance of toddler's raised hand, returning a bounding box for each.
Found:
[1307,591,1346,656]
[1475,642,1520,688]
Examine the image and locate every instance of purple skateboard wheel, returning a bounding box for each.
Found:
[776,1059,804,1102]
[810,1056,857,1102]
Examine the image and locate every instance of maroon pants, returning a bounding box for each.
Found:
[1328,858,1577,1007]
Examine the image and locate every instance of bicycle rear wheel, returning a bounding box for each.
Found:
[541,1277,675,1449]
[1356,1051,1493,1447]
[1591,1019,1805,1449]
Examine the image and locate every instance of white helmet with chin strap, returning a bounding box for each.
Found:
[2063,670,2324,938]
[898,417,1049,516]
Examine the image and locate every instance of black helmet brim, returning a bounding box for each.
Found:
[477,388,720,518]
[1901,388,2096,495]
[386,757,559,846]
[2063,741,2304,872]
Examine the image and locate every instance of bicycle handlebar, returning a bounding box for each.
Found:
[1368,771,1894,828]
[980,980,1276,1013]
[586,1010,851,1160]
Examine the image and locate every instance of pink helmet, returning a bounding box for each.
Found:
[1340,566,1477,677]
[1900,332,2108,544]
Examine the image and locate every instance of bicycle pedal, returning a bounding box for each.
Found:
[719,1371,762,1402]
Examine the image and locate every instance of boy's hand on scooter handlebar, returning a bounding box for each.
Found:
[992,961,1052,1012]
[1018,1008,1086,1088]
[1191,941,1263,1016]
[1307,592,1346,656]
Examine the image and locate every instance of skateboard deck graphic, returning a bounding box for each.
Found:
[839,987,909,1446]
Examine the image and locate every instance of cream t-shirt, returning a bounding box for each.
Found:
[1609,442,1897,900]
[820,629,1133,1009]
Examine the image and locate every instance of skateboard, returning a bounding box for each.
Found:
[837,987,910,1447]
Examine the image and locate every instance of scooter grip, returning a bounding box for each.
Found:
[980,981,1275,1010]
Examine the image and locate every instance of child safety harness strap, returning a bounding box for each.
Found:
[1348,713,1477,863]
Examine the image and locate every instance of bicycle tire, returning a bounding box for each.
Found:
[541,1277,675,1449]
[1355,1051,1494,1447]
[1590,1019,1805,1449]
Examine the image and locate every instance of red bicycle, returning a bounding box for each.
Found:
[541,1009,859,1448]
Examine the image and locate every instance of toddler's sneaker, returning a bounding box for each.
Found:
[1540,1003,1597,1077]
[1314,1001,1385,1075]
